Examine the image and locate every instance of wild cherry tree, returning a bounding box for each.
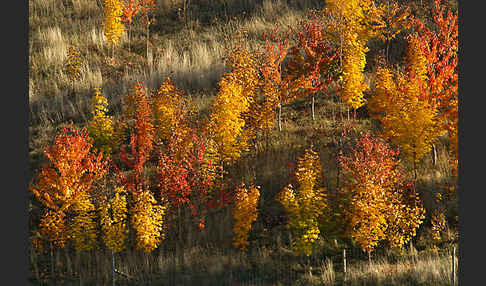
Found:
[338,132,425,255]
[30,125,108,250]
[368,34,446,179]
[116,82,166,253]
[283,16,340,121]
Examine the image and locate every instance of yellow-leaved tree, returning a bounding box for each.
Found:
[368,34,446,179]
[338,132,425,256]
[325,0,380,109]
[232,184,260,251]
[64,46,82,95]
[102,0,125,57]
[87,88,116,157]
[277,146,327,257]
[131,190,166,252]
[70,192,99,252]
[99,186,129,253]
[206,42,259,167]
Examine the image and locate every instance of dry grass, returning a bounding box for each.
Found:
[28,0,458,285]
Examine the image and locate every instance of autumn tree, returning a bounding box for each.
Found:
[283,16,340,121]
[30,125,108,250]
[412,0,458,175]
[64,46,82,95]
[152,78,190,145]
[102,0,125,57]
[87,88,116,157]
[116,82,166,253]
[374,1,411,62]
[338,132,425,255]
[368,33,446,179]
[277,146,327,257]
[99,186,129,253]
[121,0,140,53]
[325,0,381,110]
[206,42,259,166]
[232,184,260,251]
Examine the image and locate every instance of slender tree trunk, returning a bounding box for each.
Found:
[343,249,347,282]
[311,94,315,121]
[432,144,437,167]
[50,243,55,281]
[278,104,282,132]
[368,251,371,269]
[413,152,417,182]
[128,25,131,54]
[111,250,115,286]
[146,15,150,62]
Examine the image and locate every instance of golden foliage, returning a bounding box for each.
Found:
[131,190,166,252]
[232,184,260,251]
[339,133,425,252]
[102,0,125,46]
[70,192,98,252]
[39,210,69,248]
[87,88,116,156]
[325,0,380,109]
[368,35,446,163]
[64,46,82,83]
[207,43,258,164]
[99,186,129,253]
[152,77,192,153]
[277,147,327,256]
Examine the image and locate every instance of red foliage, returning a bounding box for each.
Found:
[117,82,155,195]
[283,17,340,102]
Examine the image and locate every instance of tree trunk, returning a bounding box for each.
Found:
[311,94,315,121]
[413,152,418,182]
[432,144,437,167]
[278,105,282,132]
[128,25,131,54]
[368,251,371,269]
[146,15,150,62]
[111,250,115,286]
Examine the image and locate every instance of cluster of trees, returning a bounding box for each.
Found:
[31,0,457,269]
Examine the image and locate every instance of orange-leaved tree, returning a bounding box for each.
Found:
[30,125,108,250]
[242,28,288,139]
[232,184,260,251]
[277,146,327,256]
[338,132,425,255]
[283,16,340,121]
[413,0,458,176]
[368,33,446,179]
[121,0,140,53]
[116,82,166,253]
